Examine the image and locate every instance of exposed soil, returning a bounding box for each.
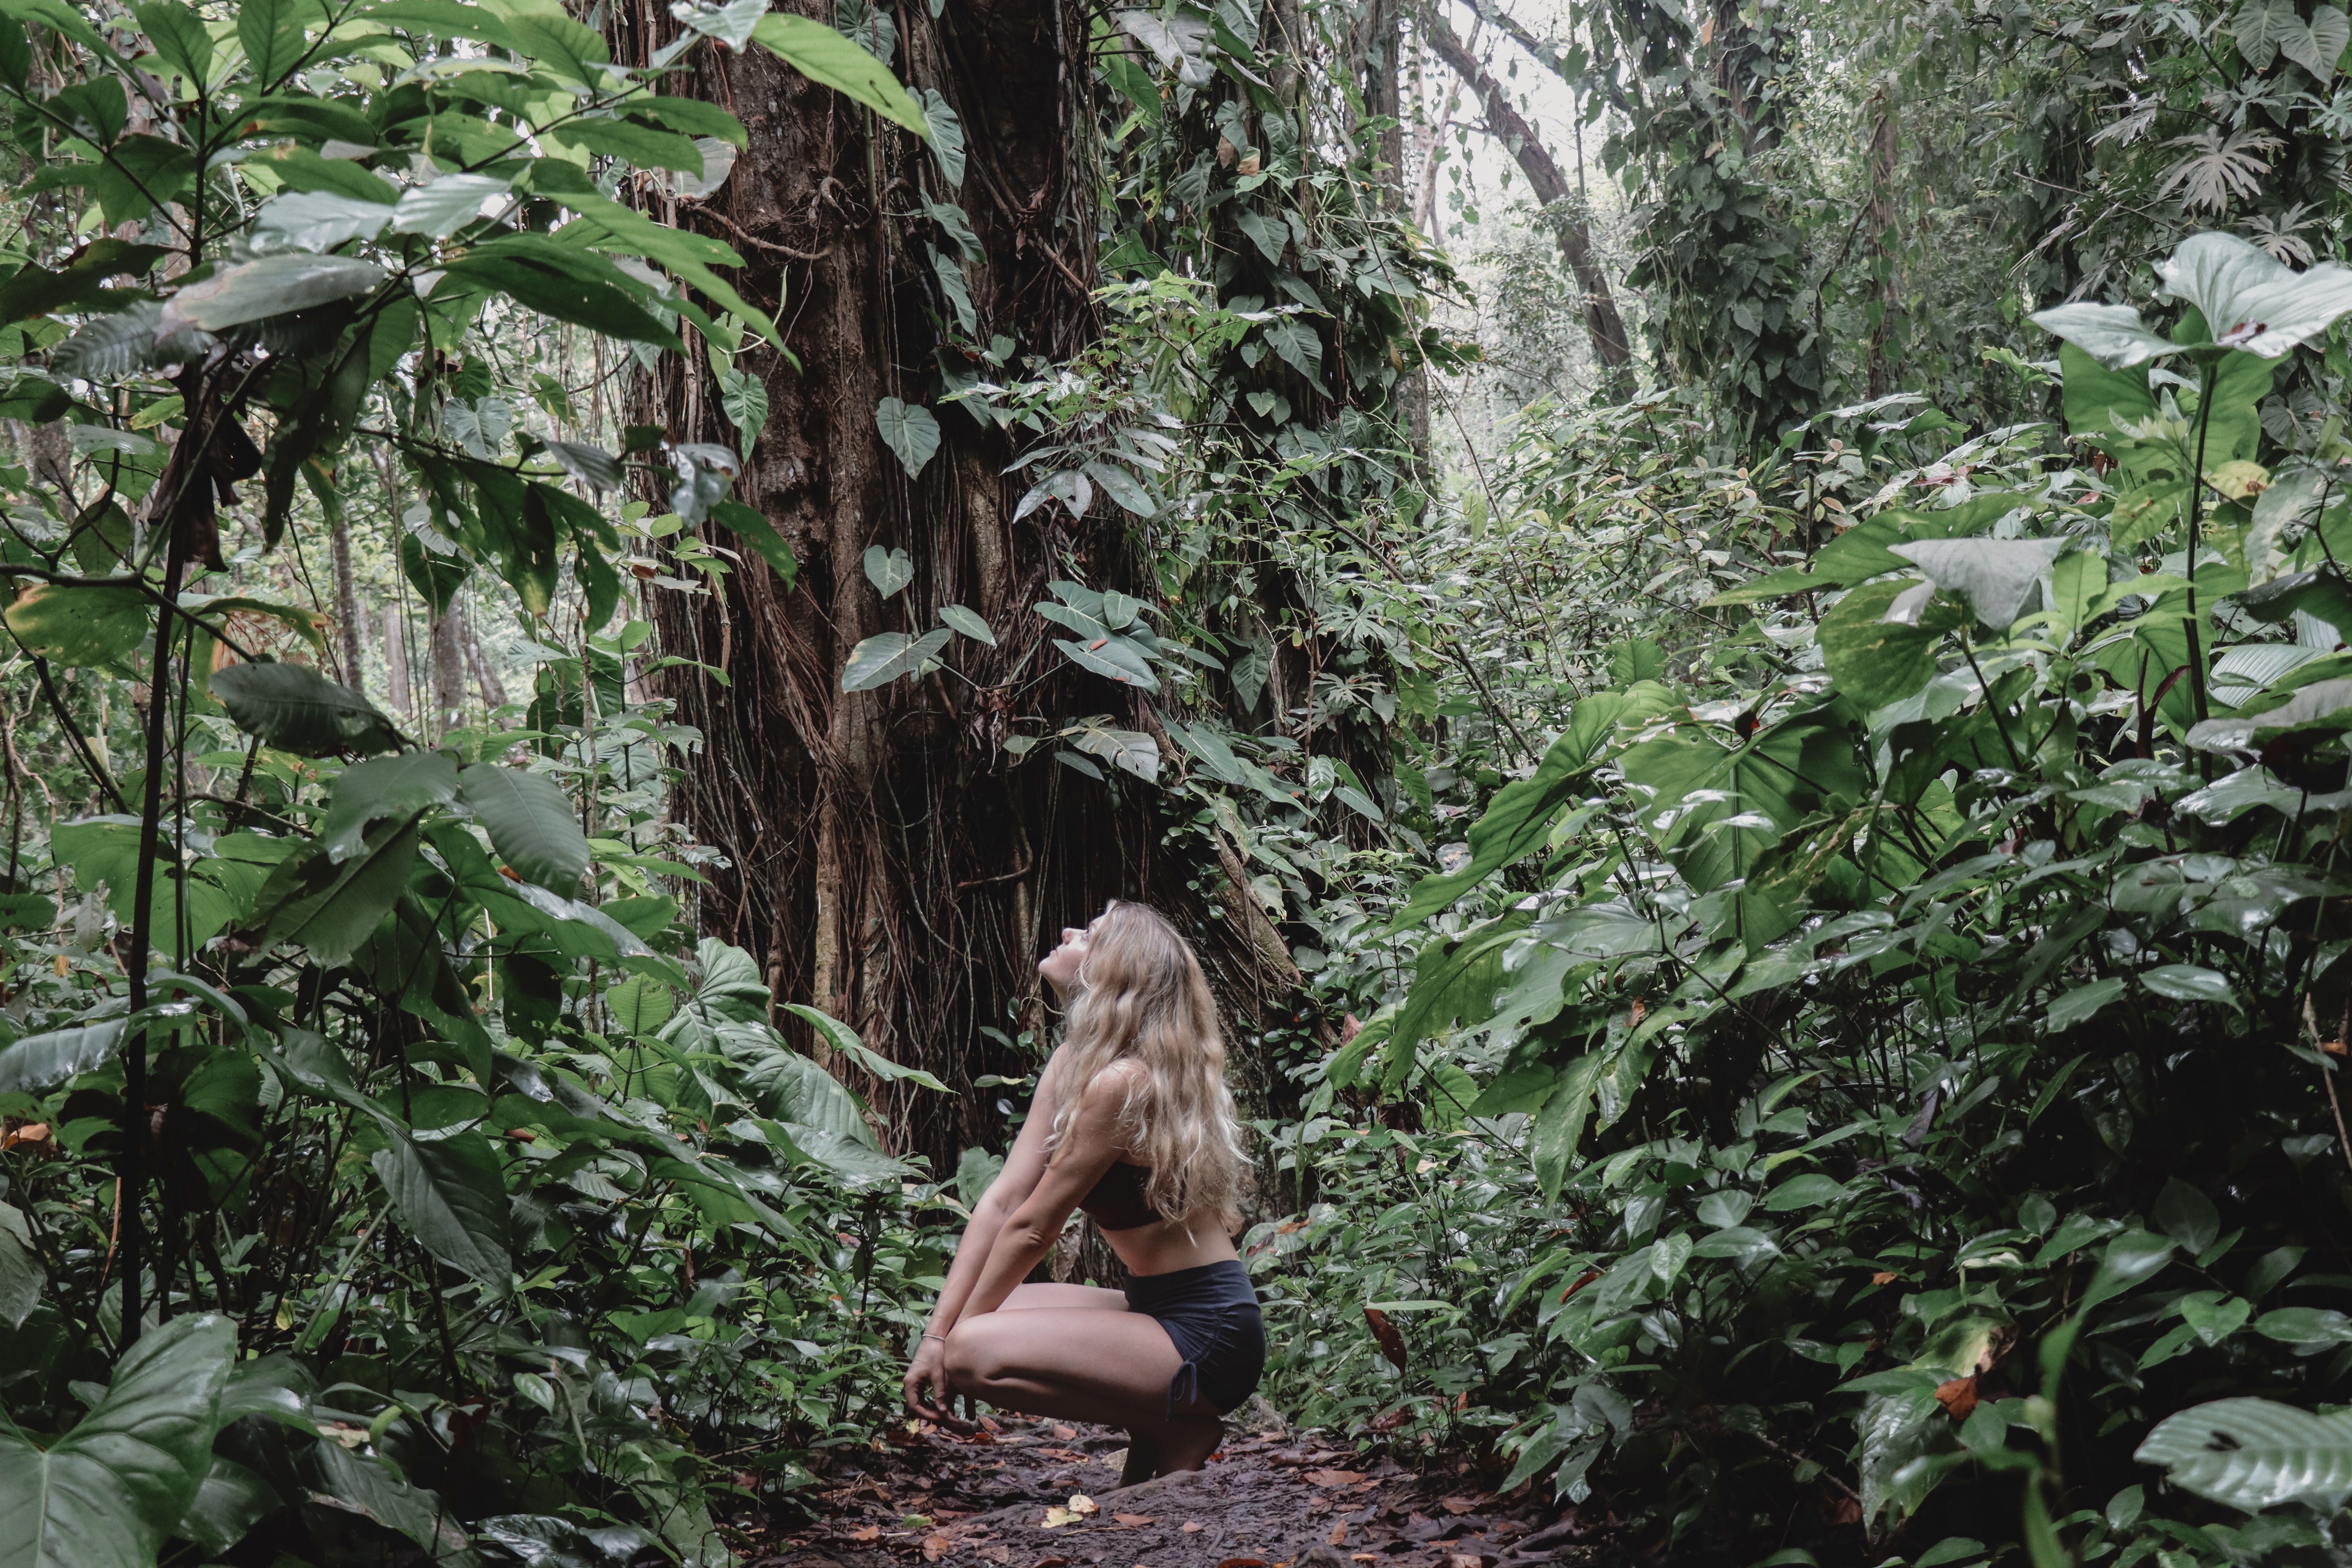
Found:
[746,1408,1605,1568]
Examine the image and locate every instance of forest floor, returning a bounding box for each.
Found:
[745,1406,1602,1568]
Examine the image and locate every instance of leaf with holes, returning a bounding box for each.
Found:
[2136,1397,2352,1512]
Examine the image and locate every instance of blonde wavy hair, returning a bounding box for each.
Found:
[1048,902,1250,1232]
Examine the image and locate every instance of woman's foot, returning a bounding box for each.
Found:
[1118,1437,1159,1488]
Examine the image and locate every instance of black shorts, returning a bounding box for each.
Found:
[1123,1259,1265,1418]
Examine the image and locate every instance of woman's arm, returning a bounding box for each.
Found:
[960,1065,1133,1318]
[922,1050,1068,1334]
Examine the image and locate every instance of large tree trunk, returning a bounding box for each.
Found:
[610,0,1307,1178]
[1420,9,1632,370]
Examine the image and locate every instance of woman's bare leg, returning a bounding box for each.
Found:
[998,1282,1131,1312]
[942,1306,1223,1483]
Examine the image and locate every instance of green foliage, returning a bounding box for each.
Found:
[1254,232,2352,1566]
[0,0,962,1560]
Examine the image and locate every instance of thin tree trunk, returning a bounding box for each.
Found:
[463,599,507,710]
[1865,96,1900,398]
[328,510,366,692]
[381,605,410,717]
[428,608,466,739]
[1419,9,1631,368]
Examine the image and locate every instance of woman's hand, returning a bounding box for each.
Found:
[904,1334,969,1430]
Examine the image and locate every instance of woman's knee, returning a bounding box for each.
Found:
[942,1323,1005,1392]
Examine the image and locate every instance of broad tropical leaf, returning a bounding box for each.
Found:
[458,764,590,892]
[0,1313,236,1568]
[209,662,401,757]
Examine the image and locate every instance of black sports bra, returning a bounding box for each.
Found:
[1080,1160,1163,1230]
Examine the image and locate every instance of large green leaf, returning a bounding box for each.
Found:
[710,500,798,586]
[873,396,941,478]
[2185,677,2352,751]
[3,583,149,668]
[1816,578,1946,710]
[1391,686,1662,924]
[322,751,458,861]
[209,662,401,757]
[311,1446,469,1553]
[0,1203,42,1328]
[750,11,926,131]
[2031,301,2180,369]
[1621,706,1868,898]
[457,763,590,892]
[256,817,421,966]
[0,1312,236,1568]
[0,1015,125,1093]
[175,1457,278,1558]
[841,628,951,691]
[781,1002,951,1091]
[1887,536,2065,630]
[2135,1397,2352,1513]
[158,254,385,335]
[2154,232,2352,358]
[370,1126,513,1294]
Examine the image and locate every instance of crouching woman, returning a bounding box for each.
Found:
[904,902,1263,1485]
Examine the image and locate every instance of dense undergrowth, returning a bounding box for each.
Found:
[4,0,2352,1562]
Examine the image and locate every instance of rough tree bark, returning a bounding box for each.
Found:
[1419,9,1631,369]
[612,0,1315,1177]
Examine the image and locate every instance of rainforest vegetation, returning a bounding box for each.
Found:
[2,0,2352,1563]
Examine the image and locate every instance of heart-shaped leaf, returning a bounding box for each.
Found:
[1887,537,2065,629]
[0,1313,238,1568]
[2156,231,2352,358]
[863,544,914,597]
[938,603,995,644]
[874,396,941,478]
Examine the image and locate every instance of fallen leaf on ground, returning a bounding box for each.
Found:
[1181,1521,1204,1533]
[1113,1514,1155,1527]
[848,1524,882,1542]
[1448,1555,1490,1568]
[1215,1559,1267,1568]
[1068,1494,1098,1516]
[922,1535,951,1561]
[1053,1423,1076,1439]
[1329,1520,1349,1545]
[1042,1507,1079,1528]
[1438,1496,1481,1514]
[1305,1468,1368,1487]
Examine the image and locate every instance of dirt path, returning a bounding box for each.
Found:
[745,1411,1602,1568]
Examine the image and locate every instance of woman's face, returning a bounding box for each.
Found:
[1038,918,1099,995]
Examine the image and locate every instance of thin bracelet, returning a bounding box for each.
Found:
[921,1332,948,1343]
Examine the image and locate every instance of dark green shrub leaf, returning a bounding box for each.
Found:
[209,661,401,757]
[0,1313,236,1568]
